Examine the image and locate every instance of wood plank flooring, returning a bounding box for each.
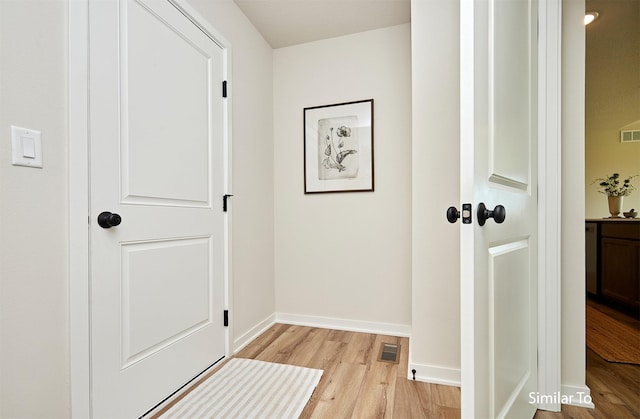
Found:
[234,324,461,419]
[155,322,639,418]
[535,301,640,419]
[238,324,640,418]
[533,348,640,419]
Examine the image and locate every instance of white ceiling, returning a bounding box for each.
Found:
[233,0,411,49]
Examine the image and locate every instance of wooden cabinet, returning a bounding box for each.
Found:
[585,222,598,295]
[586,220,640,313]
[600,223,640,311]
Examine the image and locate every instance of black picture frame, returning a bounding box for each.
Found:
[303,99,374,194]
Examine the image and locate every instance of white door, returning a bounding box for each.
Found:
[89,0,227,416]
[460,0,538,417]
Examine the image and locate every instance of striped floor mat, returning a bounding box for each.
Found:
[160,358,323,418]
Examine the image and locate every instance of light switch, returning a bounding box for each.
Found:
[11,126,42,168]
[22,136,36,158]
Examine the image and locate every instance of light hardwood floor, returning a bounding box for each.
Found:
[534,349,640,419]
[236,324,461,418]
[155,322,639,418]
[535,300,640,419]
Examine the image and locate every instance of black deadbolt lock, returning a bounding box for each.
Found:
[447,204,472,224]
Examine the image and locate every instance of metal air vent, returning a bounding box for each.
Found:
[621,130,640,143]
[378,343,400,363]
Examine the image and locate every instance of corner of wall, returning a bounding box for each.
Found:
[410,0,461,374]
[187,0,277,356]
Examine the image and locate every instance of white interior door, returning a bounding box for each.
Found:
[89,0,227,416]
[460,0,538,417]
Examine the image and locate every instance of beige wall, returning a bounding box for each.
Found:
[585,0,640,218]
[273,25,412,331]
[184,0,276,352]
[410,0,461,383]
[0,1,70,417]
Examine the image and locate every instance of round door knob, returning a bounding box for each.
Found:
[477,203,506,226]
[98,211,122,229]
[446,206,461,223]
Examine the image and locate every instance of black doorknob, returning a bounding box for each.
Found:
[477,203,506,226]
[98,211,122,229]
[446,207,460,223]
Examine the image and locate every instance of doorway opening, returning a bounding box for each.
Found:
[583,0,640,416]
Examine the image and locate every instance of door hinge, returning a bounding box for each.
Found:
[223,194,233,212]
[222,80,228,98]
[223,310,229,327]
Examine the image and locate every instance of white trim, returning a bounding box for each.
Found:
[275,312,411,337]
[537,0,562,412]
[169,0,235,365]
[68,2,232,416]
[560,385,595,409]
[232,314,277,354]
[69,0,91,416]
[222,36,234,363]
[459,0,475,415]
[409,363,461,387]
[233,312,412,358]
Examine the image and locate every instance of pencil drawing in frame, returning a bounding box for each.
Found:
[304,99,374,194]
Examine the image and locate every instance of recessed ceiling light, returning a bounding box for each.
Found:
[584,11,599,26]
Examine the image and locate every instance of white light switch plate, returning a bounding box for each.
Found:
[11,125,42,168]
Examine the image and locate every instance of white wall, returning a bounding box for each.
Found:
[410,0,461,384]
[273,25,412,333]
[186,0,276,351]
[0,1,70,417]
[561,0,590,399]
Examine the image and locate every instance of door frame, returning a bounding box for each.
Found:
[69,1,233,416]
[536,0,562,412]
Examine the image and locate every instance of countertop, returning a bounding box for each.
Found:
[586,218,639,222]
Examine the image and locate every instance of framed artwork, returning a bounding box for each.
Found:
[303,99,374,194]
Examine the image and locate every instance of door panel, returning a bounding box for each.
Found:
[490,240,532,417]
[460,0,538,417]
[89,0,226,417]
[121,237,212,366]
[491,0,532,188]
[122,0,213,206]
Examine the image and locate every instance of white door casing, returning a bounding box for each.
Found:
[460,0,539,417]
[89,0,228,416]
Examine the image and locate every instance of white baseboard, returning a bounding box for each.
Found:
[275,312,411,337]
[560,384,595,408]
[408,362,461,387]
[232,313,276,354]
